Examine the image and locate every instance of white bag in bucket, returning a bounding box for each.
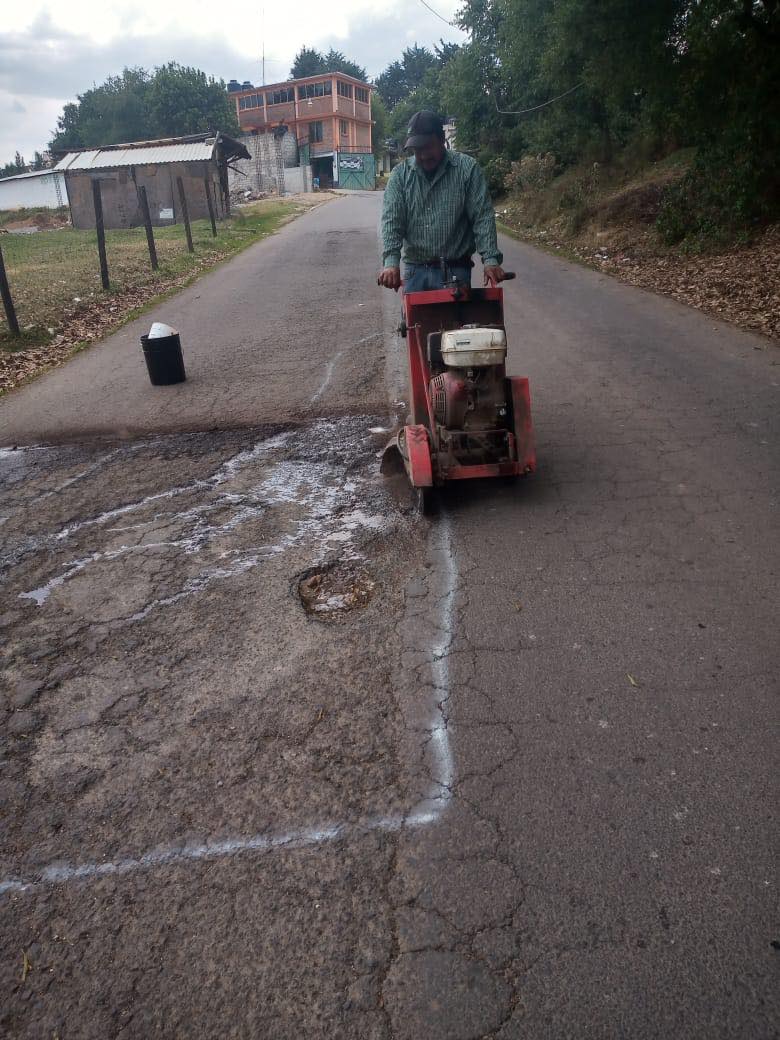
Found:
[148,322,178,339]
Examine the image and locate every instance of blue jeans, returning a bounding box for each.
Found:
[403,262,472,294]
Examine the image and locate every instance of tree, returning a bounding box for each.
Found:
[371,93,390,158]
[146,64,239,137]
[49,63,238,153]
[447,0,779,234]
[0,153,27,179]
[290,46,367,81]
[375,61,406,109]
[439,45,502,154]
[323,49,367,81]
[290,46,326,79]
[376,45,440,108]
[50,67,152,151]
[51,102,85,152]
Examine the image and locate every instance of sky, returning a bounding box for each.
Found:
[0,0,466,164]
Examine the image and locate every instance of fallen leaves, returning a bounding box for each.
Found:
[501,212,780,343]
[627,673,640,688]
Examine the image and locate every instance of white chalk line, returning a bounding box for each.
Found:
[309,334,382,405]
[0,516,457,896]
[310,353,342,403]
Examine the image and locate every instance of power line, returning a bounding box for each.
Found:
[493,82,584,115]
[418,0,457,27]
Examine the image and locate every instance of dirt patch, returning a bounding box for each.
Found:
[0,206,70,232]
[3,212,70,233]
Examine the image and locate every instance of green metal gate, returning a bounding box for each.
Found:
[337,152,376,190]
[298,141,311,192]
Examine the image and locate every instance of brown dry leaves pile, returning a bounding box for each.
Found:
[517,222,780,343]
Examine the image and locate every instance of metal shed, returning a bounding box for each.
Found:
[55,132,250,231]
[0,168,68,211]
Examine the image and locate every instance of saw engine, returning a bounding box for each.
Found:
[428,326,514,467]
[381,272,534,511]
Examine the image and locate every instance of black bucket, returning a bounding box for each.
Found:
[140,332,186,386]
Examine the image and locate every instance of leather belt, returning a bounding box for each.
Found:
[407,256,473,268]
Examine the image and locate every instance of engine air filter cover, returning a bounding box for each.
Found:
[441,327,507,368]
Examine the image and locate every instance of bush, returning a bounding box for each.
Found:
[657,142,778,250]
[480,156,511,198]
[504,153,556,194]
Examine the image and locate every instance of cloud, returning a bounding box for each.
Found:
[0,91,62,162]
[316,11,463,79]
[0,14,256,101]
[0,1,466,158]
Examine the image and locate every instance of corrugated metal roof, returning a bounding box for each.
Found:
[0,168,63,183]
[55,142,215,171]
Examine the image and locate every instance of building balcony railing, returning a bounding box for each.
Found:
[301,140,373,156]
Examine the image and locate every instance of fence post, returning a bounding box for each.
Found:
[176,176,194,253]
[0,243,20,337]
[137,186,158,271]
[91,179,110,290]
[204,176,217,237]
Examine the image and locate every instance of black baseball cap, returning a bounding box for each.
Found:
[405,111,444,149]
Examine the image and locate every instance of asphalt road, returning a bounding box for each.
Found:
[1,193,777,1039]
[0,194,388,443]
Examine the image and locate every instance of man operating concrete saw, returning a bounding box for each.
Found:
[377,110,507,294]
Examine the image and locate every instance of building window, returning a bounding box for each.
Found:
[337,81,353,99]
[266,87,294,106]
[355,86,369,104]
[298,81,332,100]
[309,121,323,143]
[239,93,261,110]
[340,119,349,136]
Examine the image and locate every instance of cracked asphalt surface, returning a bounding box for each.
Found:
[1,193,778,1038]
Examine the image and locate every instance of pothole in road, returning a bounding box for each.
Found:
[298,561,376,621]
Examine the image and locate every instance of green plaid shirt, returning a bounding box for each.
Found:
[380,150,503,269]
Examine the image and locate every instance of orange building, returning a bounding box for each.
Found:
[230,72,375,189]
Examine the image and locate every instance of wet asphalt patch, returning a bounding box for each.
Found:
[0,417,425,876]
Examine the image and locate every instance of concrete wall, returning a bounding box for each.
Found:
[66,162,222,230]
[0,171,67,211]
[284,166,311,194]
[228,133,314,195]
[228,134,286,194]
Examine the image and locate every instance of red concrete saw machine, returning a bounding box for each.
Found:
[383,267,536,513]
